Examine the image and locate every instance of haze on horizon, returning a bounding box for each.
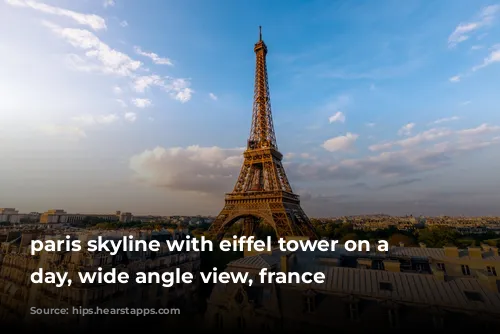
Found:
[1,0,500,217]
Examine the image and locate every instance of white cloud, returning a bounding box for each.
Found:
[449,75,461,82]
[369,124,500,151]
[72,114,119,125]
[325,94,351,111]
[6,0,107,31]
[471,45,484,50]
[131,98,152,108]
[431,116,461,124]
[124,112,137,123]
[132,75,193,103]
[113,86,122,94]
[42,21,142,76]
[322,132,358,152]
[457,123,500,136]
[129,146,244,194]
[130,134,500,196]
[160,78,193,103]
[289,136,500,185]
[398,122,415,136]
[370,128,452,151]
[134,46,172,66]
[472,44,500,71]
[366,122,376,127]
[209,93,217,101]
[116,99,127,107]
[39,124,86,139]
[448,5,500,48]
[37,21,192,104]
[103,0,115,8]
[120,20,128,27]
[132,75,163,93]
[477,33,488,40]
[328,111,345,123]
[461,101,471,106]
[300,153,316,160]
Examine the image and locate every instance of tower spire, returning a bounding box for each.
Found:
[248,25,277,150]
[207,29,318,241]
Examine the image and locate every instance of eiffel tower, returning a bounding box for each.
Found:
[208,27,317,241]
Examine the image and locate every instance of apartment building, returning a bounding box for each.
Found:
[0,229,201,331]
[39,210,133,224]
[205,243,500,332]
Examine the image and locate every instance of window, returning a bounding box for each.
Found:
[436,263,446,271]
[379,282,393,291]
[464,291,482,302]
[387,309,398,327]
[372,260,385,270]
[303,296,316,313]
[461,265,471,276]
[263,287,271,300]
[237,316,246,329]
[432,315,444,329]
[215,313,223,329]
[349,303,359,321]
[487,266,497,276]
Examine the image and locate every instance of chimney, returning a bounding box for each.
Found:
[20,233,34,247]
[491,247,499,257]
[281,253,292,273]
[444,246,459,257]
[481,243,491,252]
[383,260,401,272]
[399,242,405,247]
[430,264,445,281]
[357,258,372,269]
[468,247,483,259]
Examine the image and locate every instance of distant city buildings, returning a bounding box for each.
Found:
[39,209,131,224]
[315,215,500,234]
[0,208,40,224]
[0,208,215,227]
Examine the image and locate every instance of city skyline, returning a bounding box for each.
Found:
[1,0,500,217]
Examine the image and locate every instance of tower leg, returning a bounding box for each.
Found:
[242,216,257,237]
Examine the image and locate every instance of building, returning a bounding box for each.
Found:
[118,211,133,223]
[0,229,202,331]
[0,208,22,224]
[39,209,122,224]
[205,243,500,332]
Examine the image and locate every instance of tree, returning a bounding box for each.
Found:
[388,233,416,247]
[255,224,277,241]
[417,227,459,248]
[340,233,359,244]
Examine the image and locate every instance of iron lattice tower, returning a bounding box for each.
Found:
[208,27,317,240]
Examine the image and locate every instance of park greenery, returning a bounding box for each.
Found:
[310,220,500,248]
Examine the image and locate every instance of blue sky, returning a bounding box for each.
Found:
[1,0,500,217]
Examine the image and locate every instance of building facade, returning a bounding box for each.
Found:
[205,243,500,332]
[0,229,201,331]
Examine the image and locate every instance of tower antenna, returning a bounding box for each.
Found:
[259,25,262,41]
